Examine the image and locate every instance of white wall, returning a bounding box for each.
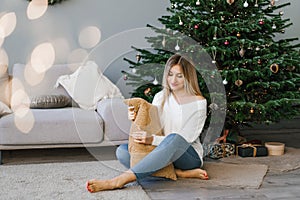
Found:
[0,0,299,97]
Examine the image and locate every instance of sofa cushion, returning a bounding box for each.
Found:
[0,101,12,117]
[0,108,103,145]
[0,64,10,106]
[97,98,130,141]
[11,63,81,109]
[55,61,123,110]
[30,94,71,109]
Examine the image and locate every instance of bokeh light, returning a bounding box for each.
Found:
[0,48,9,66]
[14,108,34,134]
[0,12,17,38]
[24,63,45,86]
[31,42,55,74]
[27,0,48,20]
[67,48,88,64]
[78,26,101,49]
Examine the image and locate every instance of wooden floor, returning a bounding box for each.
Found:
[2,123,300,200]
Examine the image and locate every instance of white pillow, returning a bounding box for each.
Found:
[55,61,123,110]
[0,101,12,117]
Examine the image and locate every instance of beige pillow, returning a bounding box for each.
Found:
[124,97,177,180]
[55,61,123,110]
[30,94,71,109]
[0,100,12,117]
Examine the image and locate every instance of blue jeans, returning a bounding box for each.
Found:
[116,133,202,181]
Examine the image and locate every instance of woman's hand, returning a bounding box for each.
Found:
[128,106,136,121]
[132,131,153,145]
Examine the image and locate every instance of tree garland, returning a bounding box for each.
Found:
[27,0,68,5]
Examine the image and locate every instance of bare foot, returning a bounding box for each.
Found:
[86,179,123,193]
[86,170,137,193]
[175,168,209,180]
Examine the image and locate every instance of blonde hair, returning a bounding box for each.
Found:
[161,54,202,108]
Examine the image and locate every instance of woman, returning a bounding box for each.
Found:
[86,54,208,193]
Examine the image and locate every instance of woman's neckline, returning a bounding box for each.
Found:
[171,93,205,106]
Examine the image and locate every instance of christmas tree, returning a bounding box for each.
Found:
[122,0,300,138]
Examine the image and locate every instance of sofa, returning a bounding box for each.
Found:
[0,62,131,164]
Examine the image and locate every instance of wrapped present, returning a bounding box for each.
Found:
[204,143,235,159]
[237,144,268,157]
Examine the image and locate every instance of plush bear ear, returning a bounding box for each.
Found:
[134,99,151,128]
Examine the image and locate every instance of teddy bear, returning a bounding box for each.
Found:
[123,97,177,180]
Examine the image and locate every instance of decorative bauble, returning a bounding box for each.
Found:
[235,79,243,87]
[270,63,279,73]
[257,59,262,64]
[194,24,199,29]
[153,77,158,85]
[270,0,275,6]
[236,32,241,37]
[227,0,235,5]
[250,108,254,114]
[131,68,137,74]
[223,79,228,85]
[287,66,295,71]
[123,74,128,80]
[259,19,264,25]
[224,40,230,45]
[144,87,151,96]
[136,54,141,62]
[272,24,277,29]
[179,20,183,26]
[196,0,200,6]
[243,1,249,7]
[239,48,246,57]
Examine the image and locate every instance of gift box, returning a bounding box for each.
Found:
[204,143,235,159]
[237,144,268,157]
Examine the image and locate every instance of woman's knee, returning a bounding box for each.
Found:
[116,144,129,159]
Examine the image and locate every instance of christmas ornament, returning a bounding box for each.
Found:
[194,24,199,29]
[259,19,264,25]
[175,41,180,51]
[211,7,215,13]
[144,87,151,96]
[270,0,275,6]
[196,0,200,6]
[162,36,166,47]
[123,74,128,80]
[279,11,284,16]
[250,108,254,114]
[224,40,229,45]
[235,79,243,87]
[236,32,241,37]
[270,63,279,73]
[136,53,141,62]
[179,17,183,25]
[131,68,136,74]
[258,59,262,64]
[223,79,228,85]
[255,47,260,51]
[211,46,217,63]
[254,0,259,7]
[209,103,219,110]
[287,66,295,71]
[227,0,234,5]
[153,77,158,85]
[239,48,246,57]
[272,23,277,29]
[243,1,249,7]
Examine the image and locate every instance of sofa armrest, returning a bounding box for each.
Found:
[96,98,131,141]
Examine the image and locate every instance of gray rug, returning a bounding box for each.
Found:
[202,162,268,189]
[0,160,150,200]
[221,147,300,173]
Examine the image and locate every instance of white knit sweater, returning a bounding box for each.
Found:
[151,91,207,161]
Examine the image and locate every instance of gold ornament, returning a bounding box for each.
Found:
[270,63,279,73]
[235,79,243,87]
[227,0,235,5]
[287,66,295,71]
[236,32,241,37]
[250,108,254,114]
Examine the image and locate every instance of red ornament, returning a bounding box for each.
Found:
[259,19,264,25]
[224,40,229,45]
[194,24,199,29]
